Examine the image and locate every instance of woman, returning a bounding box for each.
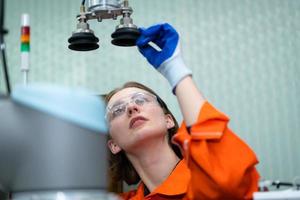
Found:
[105,23,260,199]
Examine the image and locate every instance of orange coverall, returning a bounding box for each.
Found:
[120,102,260,200]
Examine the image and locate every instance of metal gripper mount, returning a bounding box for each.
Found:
[68,0,140,51]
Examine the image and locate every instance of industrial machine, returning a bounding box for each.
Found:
[0,84,115,200]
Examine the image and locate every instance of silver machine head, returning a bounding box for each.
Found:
[68,0,140,51]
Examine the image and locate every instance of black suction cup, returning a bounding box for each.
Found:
[68,32,99,51]
[111,27,140,47]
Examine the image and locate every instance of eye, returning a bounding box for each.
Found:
[134,97,146,105]
[111,104,126,118]
[133,94,151,105]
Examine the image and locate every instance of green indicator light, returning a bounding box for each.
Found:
[21,43,30,52]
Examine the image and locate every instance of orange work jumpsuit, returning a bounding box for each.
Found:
[120,102,260,200]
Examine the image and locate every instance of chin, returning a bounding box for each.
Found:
[133,126,166,141]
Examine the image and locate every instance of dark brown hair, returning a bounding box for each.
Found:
[104,82,182,190]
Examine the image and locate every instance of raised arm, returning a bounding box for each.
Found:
[175,76,205,126]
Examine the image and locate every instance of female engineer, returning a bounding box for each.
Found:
[105,23,260,199]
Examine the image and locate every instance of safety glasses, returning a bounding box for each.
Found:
[106,92,158,121]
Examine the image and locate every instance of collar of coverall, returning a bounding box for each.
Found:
[137,159,190,197]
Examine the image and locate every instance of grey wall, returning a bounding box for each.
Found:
[1,0,300,185]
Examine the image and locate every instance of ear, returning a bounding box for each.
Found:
[165,114,175,129]
[107,139,122,154]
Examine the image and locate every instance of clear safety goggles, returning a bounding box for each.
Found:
[106,92,158,121]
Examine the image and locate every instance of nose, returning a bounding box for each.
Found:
[127,102,140,116]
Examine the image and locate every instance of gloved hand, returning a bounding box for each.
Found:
[136,23,192,93]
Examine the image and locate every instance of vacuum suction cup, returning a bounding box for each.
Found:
[111,27,140,47]
[68,32,99,51]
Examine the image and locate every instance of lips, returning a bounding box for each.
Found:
[129,116,148,129]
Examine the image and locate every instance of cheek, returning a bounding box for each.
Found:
[109,120,127,140]
[147,107,169,130]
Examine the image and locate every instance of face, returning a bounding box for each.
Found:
[107,87,175,154]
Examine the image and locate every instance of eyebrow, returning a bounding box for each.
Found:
[110,100,125,109]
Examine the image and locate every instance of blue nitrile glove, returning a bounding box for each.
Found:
[136,23,192,93]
